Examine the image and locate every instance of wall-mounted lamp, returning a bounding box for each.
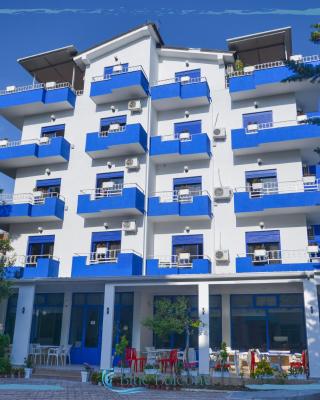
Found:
[259,221,265,229]
[185,110,190,118]
[114,56,118,62]
[311,306,314,314]
[106,307,110,315]
[21,307,25,314]
[254,101,259,109]
[38,226,43,234]
[111,105,116,113]
[185,60,189,67]
[202,307,205,315]
[185,226,190,233]
[184,165,189,173]
[50,114,56,122]
[257,158,262,166]
[107,161,112,169]
[103,222,109,230]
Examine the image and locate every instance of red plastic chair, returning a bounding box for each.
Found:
[125,347,146,372]
[125,347,135,368]
[159,349,178,373]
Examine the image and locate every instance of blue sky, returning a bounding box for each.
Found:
[0,0,319,191]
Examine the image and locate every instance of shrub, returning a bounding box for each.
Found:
[253,359,274,378]
[0,357,11,375]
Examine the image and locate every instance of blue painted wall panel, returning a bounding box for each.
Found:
[146,258,211,275]
[236,256,320,273]
[148,195,211,218]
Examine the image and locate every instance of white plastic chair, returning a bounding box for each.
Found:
[47,347,63,366]
[29,343,42,365]
[145,346,156,365]
[61,345,72,366]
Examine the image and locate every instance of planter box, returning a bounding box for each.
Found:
[144,369,159,375]
[288,374,306,380]
[114,367,131,374]
[181,370,198,377]
[212,371,230,378]
[81,371,89,383]
[24,368,32,379]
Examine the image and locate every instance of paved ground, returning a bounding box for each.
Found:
[0,379,320,400]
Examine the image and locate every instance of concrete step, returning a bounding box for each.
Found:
[33,367,82,382]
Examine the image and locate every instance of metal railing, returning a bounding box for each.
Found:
[74,249,140,264]
[99,126,126,137]
[0,81,76,96]
[153,76,207,86]
[152,189,210,203]
[0,137,52,148]
[92,65,147,82]
[236,178,320,198]
[244,116,314,134]
[245,249,320,264]
[0,254,58,267]
[0,191,64,205]
[156,132,204,142]
[226,54,320,79]
[80,183,143,200]
[153,254,209,268]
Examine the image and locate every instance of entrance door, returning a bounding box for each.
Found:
[69,294,104,365]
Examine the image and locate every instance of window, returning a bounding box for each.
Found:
[4,293,18,342]
[175,69,201,83]
[242,111,273,129]
[100,115,127,136]
[174,120,202,139]
[231,294,306,352]
[245,170,277,197]
[90,231,121,263]
[113,292,134,348]
[172,234,203,264]
[27,235,55,265]
[104,63,129,78]
[35,178,61,196]
[245,230,281,265]
[209,295,222,351]
[31,293,64,346]
[95,172,124,198]
[41,124,65,138]
[173,177,202,202]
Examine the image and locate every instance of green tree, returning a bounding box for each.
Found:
[142,296,202,374]
[0,236,13,300]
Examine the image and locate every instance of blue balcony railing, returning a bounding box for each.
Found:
[85,123,148,159]
[77,184,145,218]
[71,250,143,277]
[0,82,76,127]
[148,190,212,220]
[231,117,320,155]
[227,55,320,99]
[151,77,211,110]
[90,66,149,104]
[0,136,70,169]
[5,256,60,279]
[0,193,65,222]
[234,179,320,216]
[150,133,211,162]
[236,249,320,273]
[146,256,211,275]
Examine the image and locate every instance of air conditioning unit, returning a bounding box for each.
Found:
[102,181,114,189]
[125,157,139,170]
[39,136,50,144]
[128,99,142,112]
[45,81,56,89]
[297,114,307,123]
[113,64,123,73]
[179,131,191,141]
[108,123,120,132]
[179,188,190,196]
[303,176,316,184]
[213,127,226,140]
[290,55,303,62]
[122,220,136,232]
[243,66,255,73]
[307,245,319,253]
[178,253,191,261]
[180,76,191,83]
[6,85,16,93]
[213,187,233,200]
[215,250,229,263]
[247,123,258,132]
[0,139,8,147]
[251,182,263,190]
[254,249,267,258]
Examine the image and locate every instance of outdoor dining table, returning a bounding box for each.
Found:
[261,350,291,369]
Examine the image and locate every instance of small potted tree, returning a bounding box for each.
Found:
[24,356,33,379]
[212,342,230,378]
[81,363,92,383]
[253,358,274,380]
[114,335,130,374]
[288,363,305,380]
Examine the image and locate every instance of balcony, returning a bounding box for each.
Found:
[150,133,211,163]
[85,123,147,159]
[236,249,320,273]
[234,179,320,217]
[5,255,60,279]
[90,66,149,104]
[232,117,320,155]
[0,82,76,128]
[146,255,211,275]
[151,77,211,111]
[0,137,70,170]
[227,55,320,100]
[0,193,65,223]
[148,190,212,221]
[71,250,143,277]
[77,184,145,218]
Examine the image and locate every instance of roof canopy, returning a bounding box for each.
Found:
[18,45,84,90]
[227,27,292,66]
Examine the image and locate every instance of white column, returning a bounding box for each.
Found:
[198,283,210,375]
[0,298,8,334]
[100,284,115,370]
[221,294,231,347]
[303,279,320,378]
[60,291,72,346]
[11,285,35,365]
[132,290,153,351]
